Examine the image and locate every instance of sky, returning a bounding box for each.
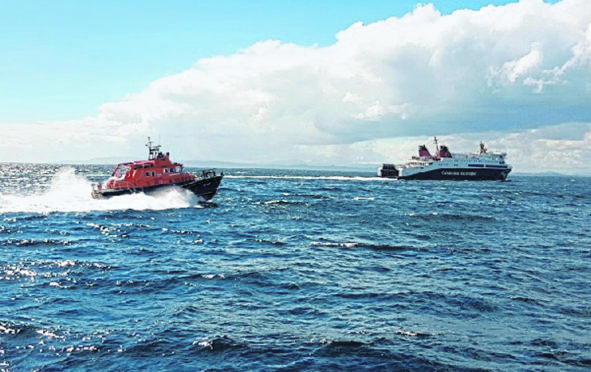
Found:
[2,0,590,174]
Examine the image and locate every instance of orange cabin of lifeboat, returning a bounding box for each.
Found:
[105,152,195,190]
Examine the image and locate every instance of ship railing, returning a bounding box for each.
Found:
[199,169,220,179]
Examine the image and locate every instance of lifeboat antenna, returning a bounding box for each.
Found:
[146,137,161,160]
[434,136,440,155]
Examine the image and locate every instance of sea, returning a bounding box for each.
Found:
[0,163,590,371]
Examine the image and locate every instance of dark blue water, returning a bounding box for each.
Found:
[1,164,590,371]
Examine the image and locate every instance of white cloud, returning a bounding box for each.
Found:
[502,43,543,84]
[3,0,591,173]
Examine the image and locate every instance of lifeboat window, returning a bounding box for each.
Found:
[164,168,168,174]
[113,165,131,181]
[176,166,182,173]
[170,168,175,173]
[145,172,150,177]
[152,171,155,177]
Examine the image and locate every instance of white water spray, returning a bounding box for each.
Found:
[0,167,198,213]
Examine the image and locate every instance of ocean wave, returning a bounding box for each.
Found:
[406,212,495,221]
[0,238,72,247]
[122,339,175,356]
[255,238,287,246]
[311,241,359,248]
[308,338,469,371]
[311,240,413,252]
[352,196,375,201]
[254,199,308,206]
[0,225,18,234]
[193,335,246,352]
[0,320,39,337]
[87,223,130,238]
[395,329,432,338]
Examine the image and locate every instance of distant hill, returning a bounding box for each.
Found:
[58,157,374,172]
[184,160,375,172]
[512,171,579,177]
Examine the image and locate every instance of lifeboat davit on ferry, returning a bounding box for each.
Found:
[91,138,223,201]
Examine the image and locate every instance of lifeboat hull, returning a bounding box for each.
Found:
[92,175,223,201]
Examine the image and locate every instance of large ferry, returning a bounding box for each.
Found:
[91,138,223,200]
[378,137,511,180]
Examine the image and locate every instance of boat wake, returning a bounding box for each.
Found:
[0,168,198,214]
[227,175,385,182]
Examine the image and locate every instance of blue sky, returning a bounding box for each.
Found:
[2,0,589,174]
[1,0,545,122]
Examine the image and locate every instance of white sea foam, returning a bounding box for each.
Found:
[0,167,196,213]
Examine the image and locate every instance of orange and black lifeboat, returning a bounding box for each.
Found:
[91,139,223,201]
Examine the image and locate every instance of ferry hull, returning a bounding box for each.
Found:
[383,168,510,181]
[92,175,223,201]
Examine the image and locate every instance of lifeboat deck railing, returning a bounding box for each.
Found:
[198,169,221,179]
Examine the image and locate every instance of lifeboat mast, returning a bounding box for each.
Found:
[146,137,162,160]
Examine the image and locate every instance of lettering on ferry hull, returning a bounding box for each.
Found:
[441,171,477,176]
